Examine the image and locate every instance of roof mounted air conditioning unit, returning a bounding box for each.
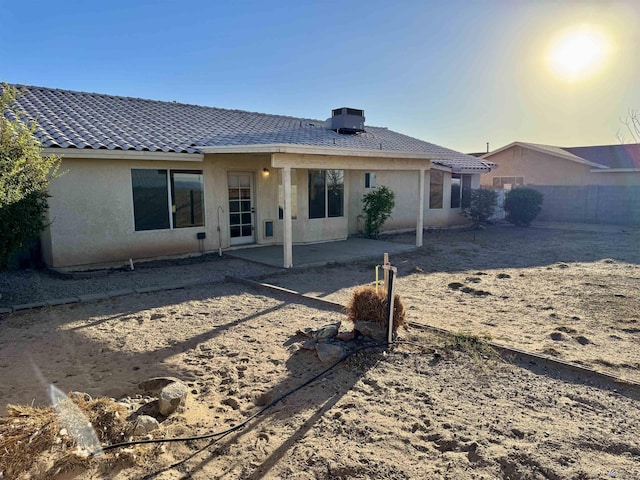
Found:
[329,107,365,134]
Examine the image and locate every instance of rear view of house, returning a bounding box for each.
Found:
[5,85,495,269]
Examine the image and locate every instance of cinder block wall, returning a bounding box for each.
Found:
[529,185,640,225]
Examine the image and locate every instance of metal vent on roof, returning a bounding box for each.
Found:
[329,107,365,134]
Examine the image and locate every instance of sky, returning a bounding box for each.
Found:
[2,0,640,153]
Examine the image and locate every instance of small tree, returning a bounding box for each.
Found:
[461,188,497,226]
[362,185,395,239]
[504,187,543,227]
[0,84,60,269]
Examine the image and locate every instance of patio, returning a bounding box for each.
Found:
[226,237,417,268]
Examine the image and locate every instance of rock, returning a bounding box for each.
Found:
[301,339,317,350]
[354,320,388,342]
[133,415,160,436]
[316,343,346,364]
[158,381,188,416]
[222,397,241,410]
[336,331,355,341]
[139,376,184,394]
[297,322,341,341]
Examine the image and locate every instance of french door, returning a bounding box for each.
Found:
[228,172,255,245]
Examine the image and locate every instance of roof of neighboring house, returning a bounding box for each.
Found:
[481,141,634,169]
[3,84,495,171]
[564,144,640,169]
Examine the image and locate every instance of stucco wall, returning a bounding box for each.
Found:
[46,155,278,269]
[46,157,213,268]
[347,170,420,233]
[481,146,593,186]
[45,155,353,269]
[346,168,470,234]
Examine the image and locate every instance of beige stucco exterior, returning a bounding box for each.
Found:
[42,152,481,269]
[482,145,640,187]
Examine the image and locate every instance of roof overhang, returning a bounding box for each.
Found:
[589,168,640,173]
[483,142,606,169]
[199,143,444,159]
[199,143,495,172]
[42,148,204,162]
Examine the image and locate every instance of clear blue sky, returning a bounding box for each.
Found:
[2,0,639,153]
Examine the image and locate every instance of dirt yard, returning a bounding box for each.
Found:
[1,224,639,479]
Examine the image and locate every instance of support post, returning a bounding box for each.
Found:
[282,166,293,268]
[416,168,425,247]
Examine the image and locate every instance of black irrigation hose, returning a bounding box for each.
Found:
[93,341,394,456]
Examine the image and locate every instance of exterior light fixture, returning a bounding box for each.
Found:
[262,167,270,177]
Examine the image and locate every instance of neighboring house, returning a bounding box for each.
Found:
[480,141,640,224]
[4,85,495,269]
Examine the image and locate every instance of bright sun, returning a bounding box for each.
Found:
[546,25,610,82]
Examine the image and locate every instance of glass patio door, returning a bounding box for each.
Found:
[228,172,255,245]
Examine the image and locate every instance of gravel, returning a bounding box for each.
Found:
[0,253,281,307]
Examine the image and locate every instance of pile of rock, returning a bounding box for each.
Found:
[296,320,388,364]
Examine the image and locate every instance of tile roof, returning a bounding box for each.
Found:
[3,84,494,171]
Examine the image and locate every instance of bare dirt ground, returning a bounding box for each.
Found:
[262,225,640,384]
[1,224,639,479]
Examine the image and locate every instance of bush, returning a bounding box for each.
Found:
[504,187,543,226]
[461,188,497,226]
[1,83,60,269]
[362,185,395,239]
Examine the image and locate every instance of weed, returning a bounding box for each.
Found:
[446,332,496,361]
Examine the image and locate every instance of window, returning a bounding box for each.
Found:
[492,176,524,189]
[308,169,344,219]
[365,172,377,189]
[171,171,204,228]
[450,174,472,208]
[132,169,204,231]
[278,169,298,220]
[429,169,444,209]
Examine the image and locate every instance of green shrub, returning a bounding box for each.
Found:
[461,188,497,226]
[361,185,395,238]
[504,187,543,226]
[1,83,60,269]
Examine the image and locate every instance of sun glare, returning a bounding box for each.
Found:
[546,25,609,82]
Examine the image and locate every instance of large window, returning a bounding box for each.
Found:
[429,169,444,209]
[132,169,204,231]
[308,169,344,219]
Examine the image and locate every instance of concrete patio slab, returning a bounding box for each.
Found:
[226,237,417,268]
